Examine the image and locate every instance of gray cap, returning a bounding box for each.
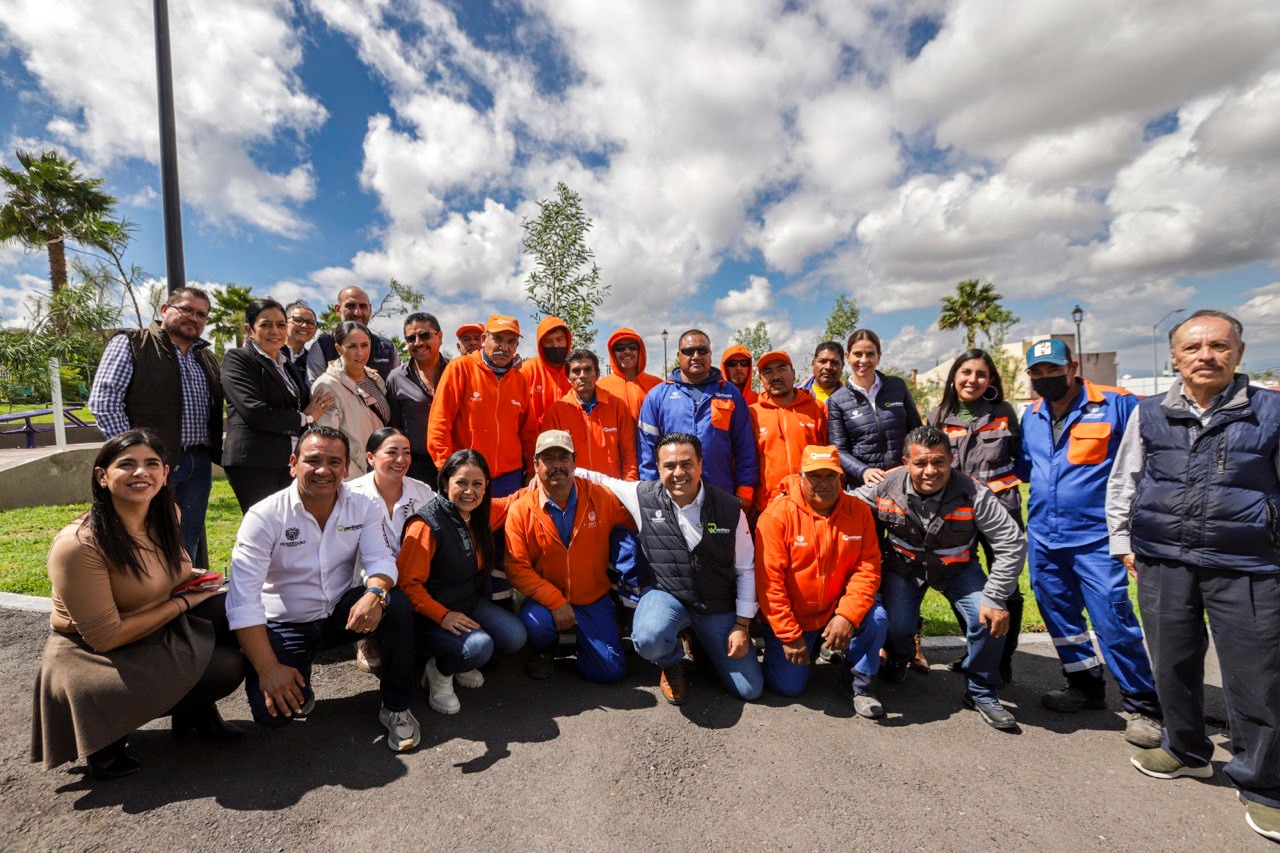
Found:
[535,429,575,456]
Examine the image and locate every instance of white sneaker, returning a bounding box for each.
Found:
[423,658,461,714]
[454,669,484,689]
[378,706,420,752]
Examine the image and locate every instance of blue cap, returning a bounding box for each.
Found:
[1026,338,1070,367]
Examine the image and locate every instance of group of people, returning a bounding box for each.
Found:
[29,286,1280,843]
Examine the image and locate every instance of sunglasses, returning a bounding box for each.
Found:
[404,331,440,344]
[612,342,640,352]
[680,346,711,357]
[724,359,751,368]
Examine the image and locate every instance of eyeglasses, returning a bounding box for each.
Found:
[404,331,440,344]
[170,304,208,321]
[679,346,710,357]
[724,359,751,368]
[612,342,640,353]
[288,316,316,327]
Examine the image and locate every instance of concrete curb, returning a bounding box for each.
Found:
[0,592,1060,645]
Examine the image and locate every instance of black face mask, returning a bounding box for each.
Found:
[542,346,568,366]
[1031,374,1072,403]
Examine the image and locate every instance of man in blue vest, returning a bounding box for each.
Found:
[1016,338,1162,749]
[1108,310,1280,843]
[305,285,400,384]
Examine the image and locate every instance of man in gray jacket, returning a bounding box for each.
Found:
[1107,309,1280,843]
[855,425,1026,730]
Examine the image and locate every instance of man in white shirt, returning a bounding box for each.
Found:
[584,432,763,705]
[226,426,421,751]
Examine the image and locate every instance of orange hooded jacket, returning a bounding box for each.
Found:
[597,327,662,420]
[540,386,639,480]
[721,345,758,405]
[749,388,828,512]
[504,476,636,609]
[520,317,572,429]
[754,474,881,642]
[426,349,537,477]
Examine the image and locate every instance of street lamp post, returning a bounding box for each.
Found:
[1071,305,1084,371]
[661,329,669,374]
[152,0,186,294]
[1152,308,1187,392]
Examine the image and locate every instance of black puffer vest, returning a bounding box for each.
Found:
[873,467,979,590]
[403,496,488,613]
[635,480,739,614]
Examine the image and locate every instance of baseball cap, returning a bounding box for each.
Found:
[535,429,574,456]
[757,350,792,370]
[455,322,484,339]
[799,445,842,474]
[1026,338,1070,367]
[485,314,521,336]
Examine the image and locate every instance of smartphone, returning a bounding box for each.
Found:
[171,571,224,597]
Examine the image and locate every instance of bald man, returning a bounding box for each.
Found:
[306,286,400,384]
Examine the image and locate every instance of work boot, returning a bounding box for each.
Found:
[526,650,554,680]
[879,660,908,684]
[1241,793,1280,843]
[963,694,1017,730]
[422,658,460,714]
[1123,713,1162,749]
[1130,748,1213,779]
[659,662,687,705]
[909,633,930,674]
[1041,686,1106,713]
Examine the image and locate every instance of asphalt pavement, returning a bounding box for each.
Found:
[0,606,1262,851]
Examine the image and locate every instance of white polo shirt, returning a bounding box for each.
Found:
[226,481,398,630]
[346,472,437,554]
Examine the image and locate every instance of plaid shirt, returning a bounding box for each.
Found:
[89,331,212,447]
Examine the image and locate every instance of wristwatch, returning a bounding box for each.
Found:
[364,586,389,606]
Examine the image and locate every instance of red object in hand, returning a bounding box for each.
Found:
[171,571,224,597]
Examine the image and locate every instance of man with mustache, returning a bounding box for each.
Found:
[798,342,845,408]
[1017,338,1162,749]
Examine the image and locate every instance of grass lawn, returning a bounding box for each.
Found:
[0,480,1137,637]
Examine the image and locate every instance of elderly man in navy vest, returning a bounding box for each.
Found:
[1108,309,1280,843]
[581,432,763,705]
[854,425,1026,730]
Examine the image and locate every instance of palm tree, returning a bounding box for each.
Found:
[938,279,1019,348]
[206,284,255,354]
[0,150,122,296]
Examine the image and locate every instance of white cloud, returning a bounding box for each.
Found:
[714,276,773,331]
[0,0,326,235]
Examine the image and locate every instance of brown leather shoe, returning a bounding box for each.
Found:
[659,662,687,705]
[909,633,930,674]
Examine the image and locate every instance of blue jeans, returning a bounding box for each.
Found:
[414,599,528,675]
[245,586,415,726]
[631,589,764,701]
[763,604,888,697]
[169,447,212,563]
[488,469,526,603]
[519,595,627,683]
[882,564,1005,702]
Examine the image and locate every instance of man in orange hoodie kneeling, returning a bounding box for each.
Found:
[506,430,638,683]
[755,446,889,718]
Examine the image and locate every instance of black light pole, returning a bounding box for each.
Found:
[661,329,669,373]
[153,0,186,294]
[1071,304,1084,370]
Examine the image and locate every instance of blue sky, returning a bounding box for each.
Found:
[2,0,1279,376]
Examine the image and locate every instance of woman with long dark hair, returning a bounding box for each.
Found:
[927,348,1025,682]
[222,297,335,511]
[312,321,396,479]
[31,429,246,779]
[397,449,527,715]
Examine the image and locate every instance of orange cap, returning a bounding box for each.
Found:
[455,322,484,339]
[485,314,521,336]
[757,350,792,370]
[799,445,842,474]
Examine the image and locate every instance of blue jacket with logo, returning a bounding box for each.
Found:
[637,367,759,498]
[826,372,923,485]
[1016,379,1137,548]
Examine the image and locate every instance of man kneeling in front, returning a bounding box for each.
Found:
[225,426,421,751]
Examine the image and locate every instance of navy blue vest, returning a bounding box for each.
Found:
[635,480,739,614]
[403,496,490,613]
[1130,385,1280,572]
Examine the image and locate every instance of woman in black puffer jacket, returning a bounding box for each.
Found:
[827,329,923,487]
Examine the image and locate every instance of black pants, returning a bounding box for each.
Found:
[223,466,293,514]
[1137,557,1280,807]
[171,593,248,714]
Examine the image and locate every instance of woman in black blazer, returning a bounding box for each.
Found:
[221,298,334,512]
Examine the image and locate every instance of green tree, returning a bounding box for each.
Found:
[0,278,120,403]
[0,150,122,298]
[819,293,861,347]
[522,182,609,348]
[938,279,1019,349]
[205,284,255,355]
[731,321,772,391]
[72,219,149,328]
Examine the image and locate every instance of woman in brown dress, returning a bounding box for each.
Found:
[31,429,247,780]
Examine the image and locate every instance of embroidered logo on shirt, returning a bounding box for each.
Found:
[472,391,482,400]
[794,534,807,545]
[653,509,664,522]
[285,527,300,541]
[704,522,732,534]
[840,534,862,541]
[336,523,364,533]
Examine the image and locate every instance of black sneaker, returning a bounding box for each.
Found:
[525,650,553,680]
[1041,686,1106,713]
[879,660,908,684]
[963,694,1017,730]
